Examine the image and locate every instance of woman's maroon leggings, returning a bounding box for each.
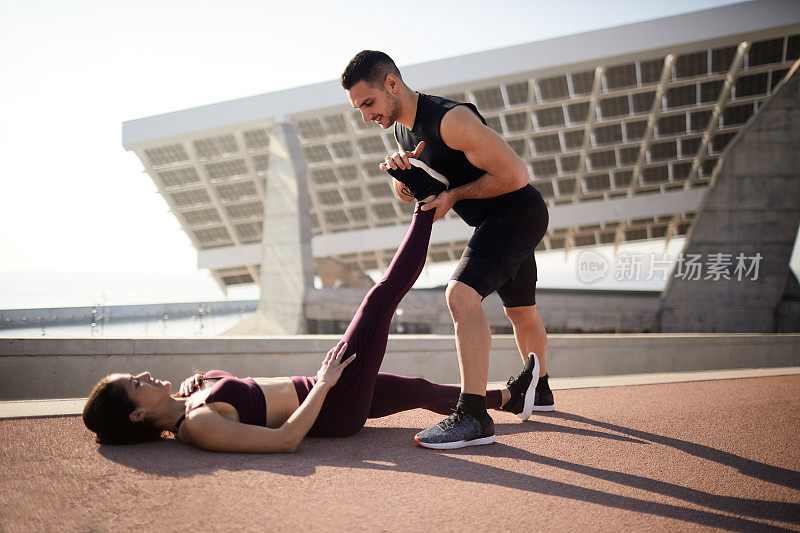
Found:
[292,204,500,437]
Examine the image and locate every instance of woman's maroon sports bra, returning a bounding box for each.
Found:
[173,370,267,432]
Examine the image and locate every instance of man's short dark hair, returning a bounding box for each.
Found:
[341,50,402,90]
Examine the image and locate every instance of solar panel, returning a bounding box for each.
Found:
[330,141,354,159]
[473,86,505,110]
[562,130,584,149]
[588,150,617,170]
[536,106,566,128]
[598,95,629,118]
[216,181,257,202]
[748,37,784,67]
[594,124,623,145]
[559,154,580,173]
[711,46,736,73]
[722,103,755,127]
[734,72,769,98]
[158,167,200,187]
[657,114,687,136]
[566,102,589,123]
[650,140,678,161]
[356,136,386,155]
[570,71,595,96]
[193,135,239,158]
[625,120,647,141]
[504,112,529,132]
[632,91,656,113]
[253,154,270,173]
[690,110,713,132]
[243,129,270,150]
[532,134,561,154]
[145,144,189,166]
[675,51,708,79]
[205,159,248,181]
[619,146,639,165]
[538,75,570,100]
[303,144,333,163]
[666,85,697,108]
[508,139,528,157]
[532,159,558,178]
[337,165,359,182]
[642,165,669,184]
[505,81,530,105]
[639,58,665,84]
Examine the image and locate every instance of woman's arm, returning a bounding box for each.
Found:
[182,342,355,453]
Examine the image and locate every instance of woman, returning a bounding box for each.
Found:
[83,199,540,452]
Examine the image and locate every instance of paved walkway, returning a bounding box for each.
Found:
[1,372,798,531]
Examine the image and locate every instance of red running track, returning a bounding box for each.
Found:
[1,375,798,531]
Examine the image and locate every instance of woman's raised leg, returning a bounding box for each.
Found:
[309,203,435,436]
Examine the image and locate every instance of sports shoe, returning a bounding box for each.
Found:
[414,409,495,450]
[533,373,555,412]
[501,353,540,421]
[386,158,449,201]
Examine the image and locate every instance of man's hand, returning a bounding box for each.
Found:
[379,141,425,171]
[421,189,457,221]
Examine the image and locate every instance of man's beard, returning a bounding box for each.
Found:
[384,92,400,127]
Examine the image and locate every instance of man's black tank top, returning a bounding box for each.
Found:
[394,93,536,227]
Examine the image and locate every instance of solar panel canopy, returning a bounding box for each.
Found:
[122,1,800,290]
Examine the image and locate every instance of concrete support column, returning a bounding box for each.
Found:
[659,67,800,332]
[226,122,314,334]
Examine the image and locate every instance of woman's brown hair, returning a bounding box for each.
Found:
[82,376,164,445]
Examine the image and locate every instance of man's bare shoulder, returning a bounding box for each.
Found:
[440,104,488,151]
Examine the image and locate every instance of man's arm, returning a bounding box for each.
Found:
[422,106,528,220]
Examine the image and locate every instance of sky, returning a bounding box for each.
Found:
[3,0,793,310]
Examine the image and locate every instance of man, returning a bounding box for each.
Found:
[341,50,553,449]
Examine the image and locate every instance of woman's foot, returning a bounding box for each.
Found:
[386,158,449,201]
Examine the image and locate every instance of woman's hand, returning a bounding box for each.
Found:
[178,372,204,397]
[316,341,356,388]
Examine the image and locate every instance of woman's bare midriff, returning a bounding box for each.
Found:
[183,375,300,429]
[253,377,301,428]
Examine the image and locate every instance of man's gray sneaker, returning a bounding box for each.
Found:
[414,410,495,450]
[500,353,540,421]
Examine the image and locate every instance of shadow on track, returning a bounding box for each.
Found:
[98,413,799,530]
[546,411,800,490]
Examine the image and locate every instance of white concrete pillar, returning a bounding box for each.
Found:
[226,122,314,334]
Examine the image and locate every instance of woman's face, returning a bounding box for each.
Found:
[111,371,171,411]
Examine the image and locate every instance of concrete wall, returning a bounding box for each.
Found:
[1,334,797,400]
[305,288,662,335]
[660,66,800,332]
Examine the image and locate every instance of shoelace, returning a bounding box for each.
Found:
[438,410,464,430]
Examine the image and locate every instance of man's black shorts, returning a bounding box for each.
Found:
[451,185,549,308]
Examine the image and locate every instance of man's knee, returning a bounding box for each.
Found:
[505,305,547,331]
[445,281,482,320]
